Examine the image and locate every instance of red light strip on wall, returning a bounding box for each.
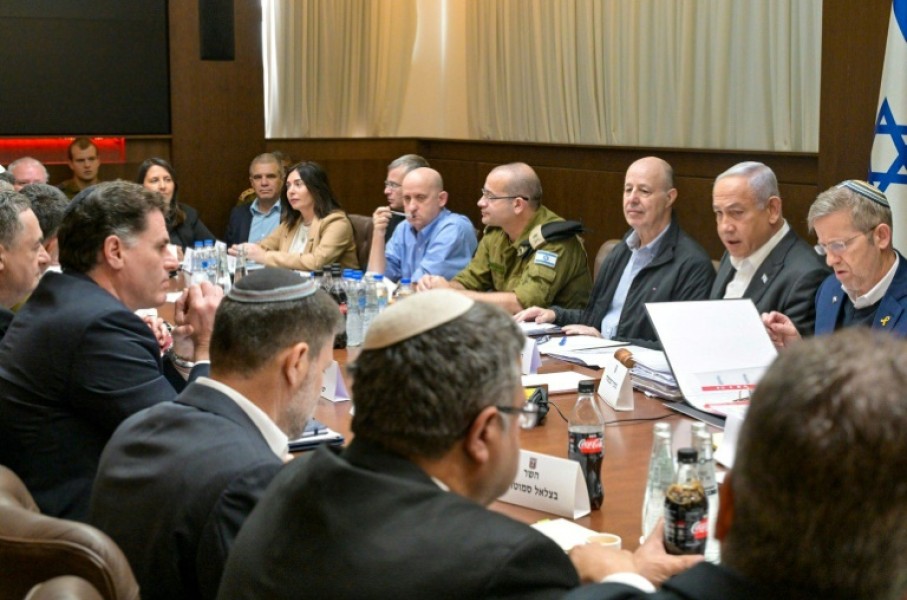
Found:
[0,137,126,166]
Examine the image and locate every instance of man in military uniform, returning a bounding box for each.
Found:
[417,162,591,314]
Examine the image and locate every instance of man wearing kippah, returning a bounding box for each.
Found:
[90,269,340,600]
[219,291,697,599]
[764,180,907,346]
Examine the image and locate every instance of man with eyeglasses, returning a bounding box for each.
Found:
[378,154,430,242]
[710,162,828,336]
[516,157,713,347]
[763,180,907,347]
[219,290,696,599]
[225,153,286,247]
[418,162,592,314]
[368,167,477,282]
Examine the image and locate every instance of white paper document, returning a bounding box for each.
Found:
[518,322,562,336]
[538,335,626,354]
[645,299,776,414]
[521,371,590,394]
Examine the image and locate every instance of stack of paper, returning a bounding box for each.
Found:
[538,335,628,368]
[627,346,683,401]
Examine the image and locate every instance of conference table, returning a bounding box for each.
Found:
[310,349,708,551]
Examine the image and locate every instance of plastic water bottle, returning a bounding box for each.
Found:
[695,430,721,563]
[203,240,217,283]
[567,380,605,510]
[373,273,388,312]
[362,274,379,337]
[215,245,231,293]
[642,423,674,539]
[394,277,414,302]
[190,241,205,284]
[346,272,364,347]
[329,264,347,349]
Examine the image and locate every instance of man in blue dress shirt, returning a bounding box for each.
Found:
[367,167,477,282]
[225,153,285,247]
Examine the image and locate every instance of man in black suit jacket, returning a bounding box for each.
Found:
[0,190,49,338]
[219,291,696,600]
[224,153,285,247]
[710,161,828,335]
[90,269,339,600]
[0,182,221,520]
[564,329,907,600]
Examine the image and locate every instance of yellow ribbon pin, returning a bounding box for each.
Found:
[881,316,891,327]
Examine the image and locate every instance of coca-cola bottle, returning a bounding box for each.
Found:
[664,447,708,555]
[567,380,605,510]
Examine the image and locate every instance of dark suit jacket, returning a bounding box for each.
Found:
[90,382,283,600]
[224,199,286,246]
[0,271,208,520]
[814,251,907,335]
[218,439,579,600]
[710,229,829,336]
[552,216,715,347]
[0,306,13,340]
[563,562,819,600]
[169,203,215,248]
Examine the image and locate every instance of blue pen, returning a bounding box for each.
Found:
[559,336,568,346]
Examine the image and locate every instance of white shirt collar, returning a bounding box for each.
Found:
[844,253,900,309]
[729,221,790,273]
[195,377,289,459]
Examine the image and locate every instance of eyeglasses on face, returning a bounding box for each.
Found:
[480,188,522,202]
[814,227,875,256]
[495,401,540,430]
[384,180,402,189]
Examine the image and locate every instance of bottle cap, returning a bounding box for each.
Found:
[677,447,698,463]
[578,380,595,393]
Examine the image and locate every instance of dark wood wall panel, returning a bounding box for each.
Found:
[818,0,889,190]
[168,0,265,239]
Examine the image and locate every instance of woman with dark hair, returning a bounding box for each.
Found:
[136,158,214,248]
[235,161,358,270]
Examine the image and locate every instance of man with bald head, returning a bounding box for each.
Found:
[368,167,476,282]
[419,162,592,314]
[517,156,714,347]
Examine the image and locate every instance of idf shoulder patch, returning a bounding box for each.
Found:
[534,249,559,269]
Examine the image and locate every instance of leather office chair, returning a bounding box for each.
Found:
[0,466,140,600]
[25,576,103,600]
[348,213,375,270]
[594,239,622,283]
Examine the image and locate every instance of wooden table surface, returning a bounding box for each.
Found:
[313,349,699,550]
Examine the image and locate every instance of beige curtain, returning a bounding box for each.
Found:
[466,0,821,151]
[264,0,821,151]
[262,0,418,138]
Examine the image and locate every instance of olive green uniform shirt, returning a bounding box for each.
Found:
[56,179,85,200]
[453,205,592,309]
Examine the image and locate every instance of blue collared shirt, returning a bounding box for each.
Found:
[384,208,477,282]
[248,198,282,243]
[599,224,669,338]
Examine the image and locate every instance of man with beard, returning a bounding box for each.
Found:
[89,268,340,600]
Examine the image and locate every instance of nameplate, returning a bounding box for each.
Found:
[498,450,590,519]
[599,356,634,411]
[520,337,541,375]
[320,361,351,402]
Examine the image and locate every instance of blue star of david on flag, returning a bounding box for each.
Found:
[870,0,907,250]
[869,98,907,191]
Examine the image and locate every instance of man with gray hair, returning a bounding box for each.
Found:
[710,161,827,335]
[19,183,69,271]
[90,268,339,600]
[0,191,49,337]
[764,180,907,346]
[219,290,696,599]
[380,153,430,241]
[0,181,221,520]
[7,156,49,191]
[225,153,287,247]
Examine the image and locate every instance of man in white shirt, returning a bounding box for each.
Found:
[710,161,828,336]
[89,269,340,600]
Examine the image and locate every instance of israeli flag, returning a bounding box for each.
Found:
[870,0,907,252]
